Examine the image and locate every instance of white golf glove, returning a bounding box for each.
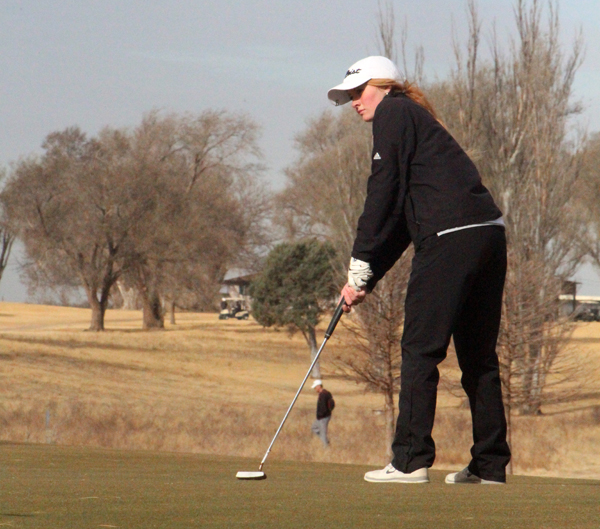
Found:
[348,257,373,291]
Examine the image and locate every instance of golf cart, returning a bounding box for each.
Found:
[219,298,250,320]
[574,305,600,322]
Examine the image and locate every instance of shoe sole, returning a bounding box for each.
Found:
[364,476,430,483]
[445,477,505,485]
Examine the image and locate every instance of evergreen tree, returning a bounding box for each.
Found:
[250,239,338,378]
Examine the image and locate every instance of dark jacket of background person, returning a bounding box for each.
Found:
[351,92,502,288]
[316,389,334,420]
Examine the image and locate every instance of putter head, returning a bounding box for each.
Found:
[236,471,267,480]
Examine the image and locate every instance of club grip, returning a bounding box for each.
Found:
[325,298,346,338]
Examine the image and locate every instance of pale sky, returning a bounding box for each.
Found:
[1,0,599,301]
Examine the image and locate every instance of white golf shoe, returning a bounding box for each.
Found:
[364,463,429,483]
[445,467,505,485]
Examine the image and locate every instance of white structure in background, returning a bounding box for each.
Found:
[559,293,600,321]
[560,279,600,320]
[218,269,255,320]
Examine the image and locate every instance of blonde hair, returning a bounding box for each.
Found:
[367,78,440,122]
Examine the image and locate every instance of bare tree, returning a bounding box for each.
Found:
[280,0,590,466]
[275,112,408,451]
[275,109,372,265]
[332,254,412,456]
[274,3,428,455]
[121,110,265,327]
[0,172,15,286]
[375,0,398,63]
[0,227,14,285]
[2,128,129,330]
[375,0,424,83]
[432,0,588,431]
[577,133,600,271]
[2,110,267,330]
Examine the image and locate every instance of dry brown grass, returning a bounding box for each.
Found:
[1,301,600,479]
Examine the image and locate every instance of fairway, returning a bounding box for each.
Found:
[1,443,598,529]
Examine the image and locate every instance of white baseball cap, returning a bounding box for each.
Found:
[327,56,404,106]
[311,379,323,389]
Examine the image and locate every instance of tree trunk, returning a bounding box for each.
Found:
[117,281,139,310]
[521,341,543,415]
[88,296,105,331]
[305,325,321,379]
[384,389,396,461]
[0,229,14,284]
[84,286,106,331]
[142,291,164,329]
[169,300,176,325]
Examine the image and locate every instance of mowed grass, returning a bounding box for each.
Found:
[1,302,600,480]
[1,442,599,529]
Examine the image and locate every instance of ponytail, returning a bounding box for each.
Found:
[367,79,441,124]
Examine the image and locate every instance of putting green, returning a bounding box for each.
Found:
[1,442,598,528]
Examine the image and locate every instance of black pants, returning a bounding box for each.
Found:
[391,226,511,482]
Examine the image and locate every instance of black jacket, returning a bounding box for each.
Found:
[351,92,502,287]
[316,389,334,420]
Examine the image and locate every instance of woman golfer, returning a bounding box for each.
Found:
[330,56,511,484]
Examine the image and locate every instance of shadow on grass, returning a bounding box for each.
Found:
[569,335,600,344]
[0,346,151,373]
[0,335,158,353]
[539,401,600,416]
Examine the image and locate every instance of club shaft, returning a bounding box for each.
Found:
[259,336,330,470]
[258,298,345,471]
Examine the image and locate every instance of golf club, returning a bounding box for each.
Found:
[236,297,346,480]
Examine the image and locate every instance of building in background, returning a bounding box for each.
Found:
[219,270,255,320]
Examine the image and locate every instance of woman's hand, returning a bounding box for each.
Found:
[341,283,367,313]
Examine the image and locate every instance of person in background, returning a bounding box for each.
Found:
[311,380,335,447]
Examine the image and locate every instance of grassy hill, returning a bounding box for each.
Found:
[1,302,600,480]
